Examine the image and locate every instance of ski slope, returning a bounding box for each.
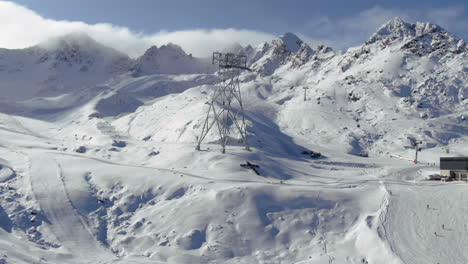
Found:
[0,18,467,263]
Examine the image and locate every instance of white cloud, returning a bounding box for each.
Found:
[1,1,466,57]
[0,1,275,57]
[148,29,274,57]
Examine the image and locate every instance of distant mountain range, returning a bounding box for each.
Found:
[0,18,465,154]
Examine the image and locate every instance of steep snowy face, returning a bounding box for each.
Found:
[130,43,214,76]
[366,17,415,46]
[249,32,316,75]
[290,42,316,68]
[0,33,132,101]
[401,22,466,56]
[339,18,467,115]
[365,17,466,56]
[276,32,304,53]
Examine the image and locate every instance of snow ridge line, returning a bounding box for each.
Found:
[364,168,406,264]
[377,182,406,264]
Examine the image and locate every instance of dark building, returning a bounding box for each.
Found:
[440,157,468,181]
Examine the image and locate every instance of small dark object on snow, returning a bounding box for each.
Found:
[359,153,369,158]
[310,152,321,158]
[148,151,160,157]
[240,161,260,175]
[428,174,444,181]
[301,150,322,158]
[112,140,127,148]
[88,112,101,119]
[98,199,105,204]
[108,147,120,152]
[30,211,37,215]
[75,146,87,153]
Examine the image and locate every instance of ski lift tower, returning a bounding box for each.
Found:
[195,52,252,153]
[414,140,423,164]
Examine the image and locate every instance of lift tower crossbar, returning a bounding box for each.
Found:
[196,52,252,153]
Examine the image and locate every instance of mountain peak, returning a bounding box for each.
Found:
[363,18,465,55]
[382,17,407,27]
[140,43,187,59]
[130,43,210,76]
[276,32,304,53]
[159,43,187,55]
[366,17,414,45]
[39,32,100,51]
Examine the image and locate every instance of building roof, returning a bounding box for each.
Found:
[440,157,468,161]
[440,157,468,170]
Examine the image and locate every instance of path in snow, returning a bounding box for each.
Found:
[28,151,114,263]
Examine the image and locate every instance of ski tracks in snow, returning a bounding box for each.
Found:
[28,151,115,263]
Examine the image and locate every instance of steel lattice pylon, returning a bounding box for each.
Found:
[195,52,251,153]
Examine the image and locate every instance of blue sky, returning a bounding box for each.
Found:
[1,0,467,57]
[8,0,466,33]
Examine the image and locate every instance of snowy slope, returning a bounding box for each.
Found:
[0,18,467,264]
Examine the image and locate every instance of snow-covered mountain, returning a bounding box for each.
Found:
[247,32,321,75]
[0,18,467,264]
[0,33,132,101]
[114,18,465,157]
[0,33,218,115]
[366,17,466,54]
[270,17,467,156]
[130,43,214,76]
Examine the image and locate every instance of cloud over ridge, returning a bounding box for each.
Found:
[0,1,275,57]
[0,1,466,57]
